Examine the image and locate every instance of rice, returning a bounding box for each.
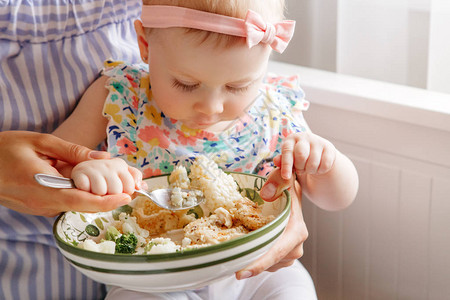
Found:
[170,187,203,208]
[189,155,242,212]
[169,166,190,189]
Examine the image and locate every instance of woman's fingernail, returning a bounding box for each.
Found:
[238,270,252,280]
[88,151,109,159]
[260,183,276,199]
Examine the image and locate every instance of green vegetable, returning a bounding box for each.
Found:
[105,226,120,241]
[115,233,138,254]
[85,224,100,237]
[242,188,264,205]
[187,205,204,219]
[112,205,133,220]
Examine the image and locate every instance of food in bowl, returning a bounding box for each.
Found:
[77,155,275,254]
[53,165,290,292]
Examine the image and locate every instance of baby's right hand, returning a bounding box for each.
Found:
[71,158,143,195]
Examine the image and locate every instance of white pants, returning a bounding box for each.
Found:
[105,260,317,300]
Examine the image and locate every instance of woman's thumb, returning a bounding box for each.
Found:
[260,168,294,202]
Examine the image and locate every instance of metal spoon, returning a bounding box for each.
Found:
[34,173,204,211]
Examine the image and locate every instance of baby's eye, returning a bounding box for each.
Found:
[172,80,199,92]
[226,85,250,94]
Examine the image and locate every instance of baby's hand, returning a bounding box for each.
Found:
[279,132,337,180]
[71,158,143,195]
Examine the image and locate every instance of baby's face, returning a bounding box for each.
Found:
[147,28,272,132]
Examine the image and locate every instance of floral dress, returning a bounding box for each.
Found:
[102,61,310,178]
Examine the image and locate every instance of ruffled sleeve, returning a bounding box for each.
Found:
[251,74,311,176]
[263,73,310,136]
[101,61,147,163]
[264,73,310,112]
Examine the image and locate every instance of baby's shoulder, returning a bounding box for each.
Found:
[102,60,149,89]
[261,74,309,111]
[102,60,151,120]
[263,74,304,95]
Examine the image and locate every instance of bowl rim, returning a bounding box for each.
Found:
[53,172,291,263]
[60,230,283,274]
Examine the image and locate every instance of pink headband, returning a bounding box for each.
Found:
[140,5,295,53]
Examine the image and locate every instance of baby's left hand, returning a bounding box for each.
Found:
[279,131,337,180]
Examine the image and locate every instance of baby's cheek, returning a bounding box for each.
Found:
[227,98,252,117]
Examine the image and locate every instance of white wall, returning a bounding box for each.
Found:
[269,61,450,299]
[274,0,449,92]
[272,0,337,71]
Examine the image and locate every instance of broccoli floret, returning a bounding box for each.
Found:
[115,233,138,254]
[104,226,120,241]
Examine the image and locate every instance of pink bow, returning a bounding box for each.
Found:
[244,10,296,53]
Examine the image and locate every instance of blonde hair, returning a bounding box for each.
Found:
[142,0,286,47]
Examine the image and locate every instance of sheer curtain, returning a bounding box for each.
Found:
[274,0,450,94]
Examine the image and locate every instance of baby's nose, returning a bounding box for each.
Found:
[195,97,224,115]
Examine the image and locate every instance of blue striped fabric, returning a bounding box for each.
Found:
[0,0,141,299]
[0,0,141,133]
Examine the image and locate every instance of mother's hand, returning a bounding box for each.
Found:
[0,131,132,216]
[235,168,308,279]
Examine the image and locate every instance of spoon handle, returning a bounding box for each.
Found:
[34,173,76,189]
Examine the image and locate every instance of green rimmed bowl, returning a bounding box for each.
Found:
[53,172,291,293]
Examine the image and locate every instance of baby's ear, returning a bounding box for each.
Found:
[134,20,149,63]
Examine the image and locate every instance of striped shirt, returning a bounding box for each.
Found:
[0,1,141,299]
[0,0,141,133]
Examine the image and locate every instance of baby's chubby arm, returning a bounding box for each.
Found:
[72,158,145,195]
[236,131,358,279]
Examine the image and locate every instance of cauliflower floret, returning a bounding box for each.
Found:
[145,238,180,254]
[78,239,116,254]
[118,213,149,247]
